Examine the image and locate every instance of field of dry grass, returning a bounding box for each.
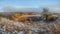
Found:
[0,12,60,34]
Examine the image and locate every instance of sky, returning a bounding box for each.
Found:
[0,0,60,8]
[0,0,60,12]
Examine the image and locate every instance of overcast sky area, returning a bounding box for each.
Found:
[0,0,60,13]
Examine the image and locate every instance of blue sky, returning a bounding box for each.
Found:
[0,0,60,8]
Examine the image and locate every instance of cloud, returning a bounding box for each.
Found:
[2,6,41,12]
[48,5,60,13]
[1,5,60,13]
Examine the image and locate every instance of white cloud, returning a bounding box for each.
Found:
[2,6,40,12]
[47,5,60,13]
[1,5,60,13]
